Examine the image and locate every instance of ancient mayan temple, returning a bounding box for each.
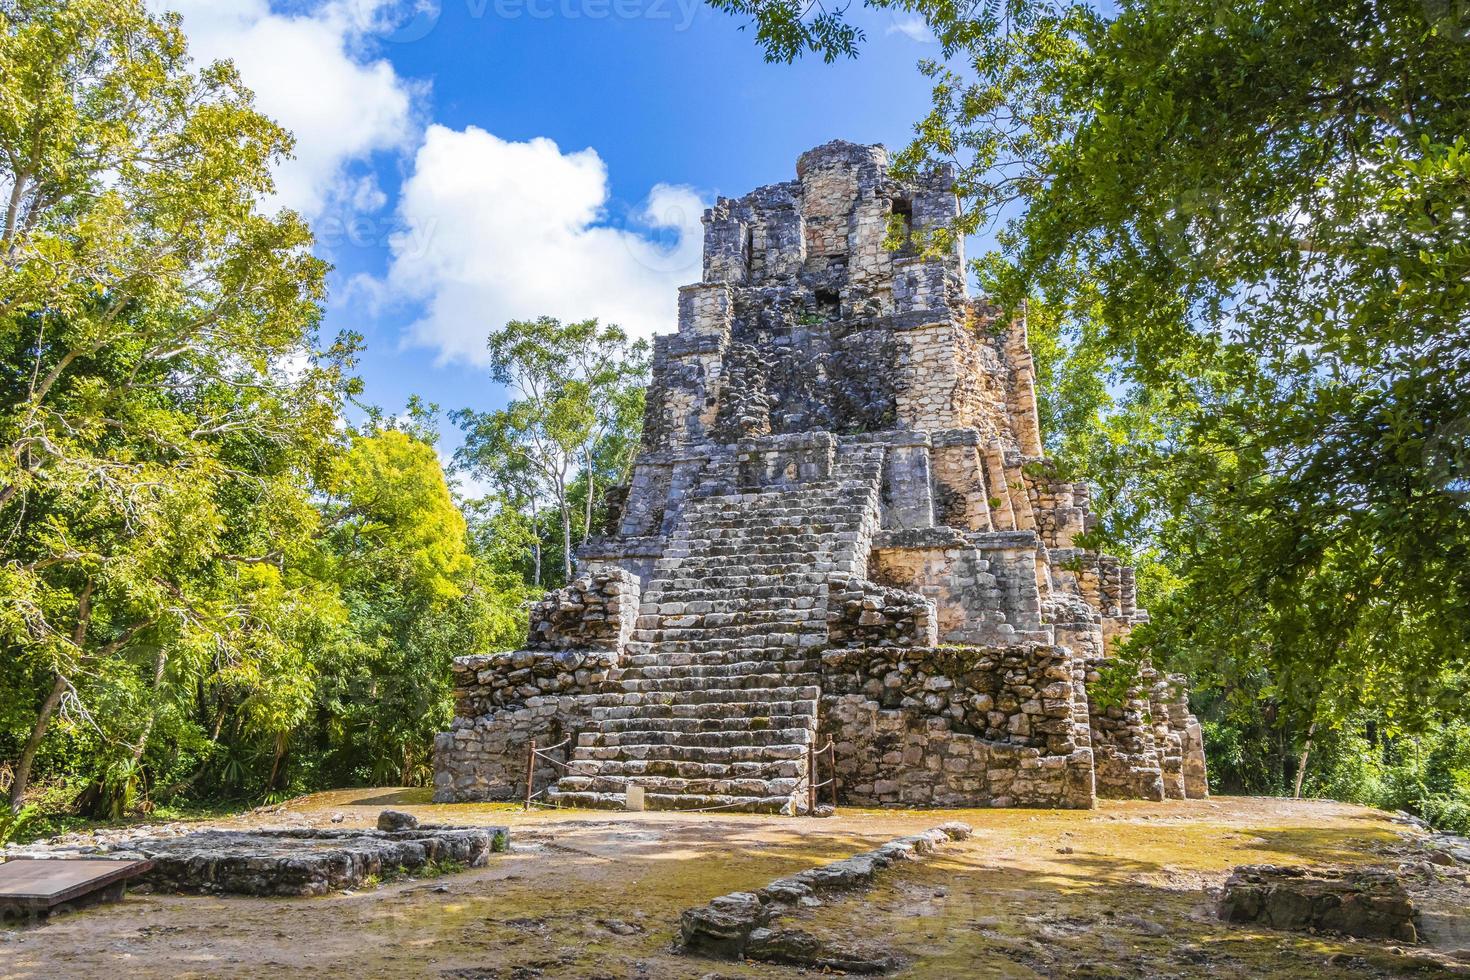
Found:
[435,141,1209,813]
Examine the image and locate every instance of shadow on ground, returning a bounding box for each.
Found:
[1,794,1461,979]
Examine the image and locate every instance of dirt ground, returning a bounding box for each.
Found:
[2,791,1467,978]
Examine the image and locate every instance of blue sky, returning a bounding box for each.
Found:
[168,0,945,481]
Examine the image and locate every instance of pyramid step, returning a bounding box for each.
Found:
[617,673,822,694]
[618,659,818,680]
[643,574,831,592]
[576,728,811,752]
[590,698,818,722]
[542,790,800,815]
[630,630,823,649]
[637,601,823,617]
[553,773,803,796]
[563,756,807,781]
[575,731,814,754]
[593,714,816,735]
[622,649,819,666]
[606,684,820,707]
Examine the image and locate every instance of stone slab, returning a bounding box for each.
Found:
[10,825,507,898]
[1219,864,1418,942]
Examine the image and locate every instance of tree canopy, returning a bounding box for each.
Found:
[453,317,648,586]
[0,0,541,824]
[710,0,1470,816]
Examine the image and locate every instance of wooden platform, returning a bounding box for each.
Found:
[0,858,153,917]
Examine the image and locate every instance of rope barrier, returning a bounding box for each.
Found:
[807,736,838,814]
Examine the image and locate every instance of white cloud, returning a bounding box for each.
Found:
[887,14,935,43]
[164,0,422,218]
[371,125,705,365]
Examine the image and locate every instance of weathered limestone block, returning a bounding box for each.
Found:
[827,575,937,648]
[1219,865,1417,942]
[376,809,418,832]
[737,431,836,488]
[527,568,640,653]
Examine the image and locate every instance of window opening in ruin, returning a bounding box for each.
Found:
[813,287,841,320]
[891,196,916,255]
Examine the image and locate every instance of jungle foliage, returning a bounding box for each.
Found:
[711,0,1470,826]
[0,0,639,832]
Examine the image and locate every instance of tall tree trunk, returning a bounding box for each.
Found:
[9,674,66,813]
[129,648,169,769]
[582,444,595,546]
[583,473,594,545]
[1293,721,1317,799]
[529,495,543,587]
[266,732,287,791]
[10,580,93,812]
[556,472,572,582]
[560,502,573,582]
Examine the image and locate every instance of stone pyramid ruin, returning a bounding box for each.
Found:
[434,141,1209,814]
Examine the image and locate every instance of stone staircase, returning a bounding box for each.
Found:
[547,450,882,813]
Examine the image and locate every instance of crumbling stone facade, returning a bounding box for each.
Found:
[435,141,1209,813]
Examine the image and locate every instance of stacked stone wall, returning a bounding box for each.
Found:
[449,649,617,716]
[527,569,641,653]
[434,696,596,803]
[820,644,1095,808]
[826,575,938,648]
[1083,658,1166,801]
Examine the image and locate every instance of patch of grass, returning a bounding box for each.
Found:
[7,781,252,845]
[491,830,509,853]
[424,858,468,877]
[378,863,411,884]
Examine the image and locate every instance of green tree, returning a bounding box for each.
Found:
[711,0,1470,733]
[306,428,481,787]
[0,0,351,812]
[453,317,649,585]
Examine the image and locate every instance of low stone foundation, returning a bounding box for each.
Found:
[8,825,506,897]
[820,645,1095,808]
[1219,865,1418,942]
[679,821,972,970]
